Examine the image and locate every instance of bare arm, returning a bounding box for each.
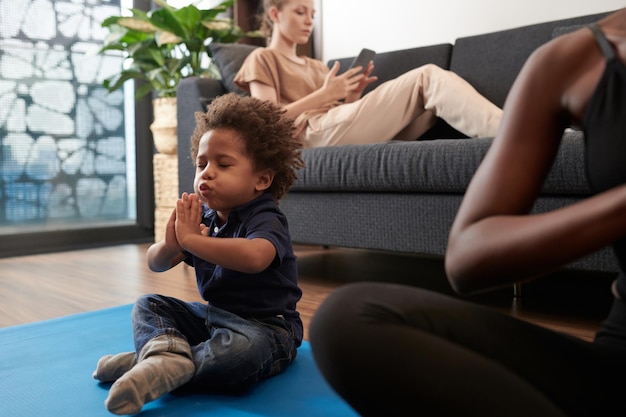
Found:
[249,61,375,120]
[179,235,276,274]
[445,30,626,294]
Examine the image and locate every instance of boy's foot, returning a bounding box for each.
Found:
[93,352,137,382]
[104,351,195,415]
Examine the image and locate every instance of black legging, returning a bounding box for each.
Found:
[309,282,626,416]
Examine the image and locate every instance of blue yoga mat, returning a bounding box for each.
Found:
[0,305,357,416]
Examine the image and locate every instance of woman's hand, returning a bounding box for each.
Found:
[344,60,378,103]
[322,61,372,102]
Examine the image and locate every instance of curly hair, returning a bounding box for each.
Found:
[189,93,304,201]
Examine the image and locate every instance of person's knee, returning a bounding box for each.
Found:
[421,63,441,72]
[417,63,445,77]
[133,293,162,311]
[310,283,382,343]
[421,64,455,88]
[132,294,151,311]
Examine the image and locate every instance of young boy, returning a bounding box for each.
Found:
[93,93,305,415]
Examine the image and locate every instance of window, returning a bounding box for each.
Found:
[0,0,153,256]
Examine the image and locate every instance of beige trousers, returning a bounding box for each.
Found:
[303,64,502,148]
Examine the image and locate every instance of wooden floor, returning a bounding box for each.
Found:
[0,243,616,342]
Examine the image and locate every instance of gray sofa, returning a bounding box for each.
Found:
[177,10,619,275]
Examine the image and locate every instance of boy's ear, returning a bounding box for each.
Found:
[255,169,274,192]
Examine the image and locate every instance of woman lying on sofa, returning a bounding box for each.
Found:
[310,7,626,417]
[233,0,502,148]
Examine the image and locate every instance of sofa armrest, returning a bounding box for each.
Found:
[177,76,227,194]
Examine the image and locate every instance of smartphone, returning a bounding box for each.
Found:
[349,48,376,73]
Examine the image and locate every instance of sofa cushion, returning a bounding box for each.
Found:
[210,42,259,94]
[552,24,586,38]
[449,11,612,108]
[290,130,589,195]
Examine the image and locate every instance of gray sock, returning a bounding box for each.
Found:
[93,352,137,382]
[104,336,195,415]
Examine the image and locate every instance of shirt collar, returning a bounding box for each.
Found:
[202,192,276,225]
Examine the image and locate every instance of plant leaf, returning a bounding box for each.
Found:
[149,8,188,39]
[117,17,157,33]
[97,0,241,100]
[104,70,147,93]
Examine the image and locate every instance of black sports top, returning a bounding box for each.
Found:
[584,23,626,193]
[583,23,626,302]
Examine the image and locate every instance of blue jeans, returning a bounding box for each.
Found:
[132,294,298,391]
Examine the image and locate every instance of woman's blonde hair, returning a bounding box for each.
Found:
[259,0,289,37]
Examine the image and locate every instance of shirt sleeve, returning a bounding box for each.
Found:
[234,48,279,93]
[244,210,291,267]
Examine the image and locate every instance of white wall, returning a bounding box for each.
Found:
[318,0,623,62]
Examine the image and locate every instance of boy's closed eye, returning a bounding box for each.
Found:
[196,160,235,171]
[216,156,237,168]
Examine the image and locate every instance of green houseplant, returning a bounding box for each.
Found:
[99,0,257,99]
[98,0,262,241]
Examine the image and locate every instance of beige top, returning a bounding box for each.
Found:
[234,48,337,133]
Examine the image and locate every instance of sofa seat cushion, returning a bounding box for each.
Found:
[291,131,589,195]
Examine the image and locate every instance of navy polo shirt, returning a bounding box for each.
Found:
[184,192,303,344]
